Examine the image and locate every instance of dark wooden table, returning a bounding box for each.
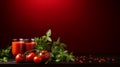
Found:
[0,54,120,67]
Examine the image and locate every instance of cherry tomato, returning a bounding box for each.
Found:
[33,56,42,63]
[26,52,36,62]
[38,50,50,61]
[15,53,24,63]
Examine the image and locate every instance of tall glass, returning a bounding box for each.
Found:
[12,39,19,56]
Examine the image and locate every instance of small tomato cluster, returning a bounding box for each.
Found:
[15,50,50,64]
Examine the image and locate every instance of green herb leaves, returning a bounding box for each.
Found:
[0,57,8,62]
[46,29,51,37]
[34,29,52,53]
[0,46,12,62]
[50,38,74,63]
[34,29,75,63]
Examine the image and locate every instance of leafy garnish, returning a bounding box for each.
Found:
[34,29,52,53]
[0,46,12,62]
[49,38,74,63]
[34,29,75,63]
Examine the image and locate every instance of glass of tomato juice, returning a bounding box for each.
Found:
[12,38,25,56]
[25,38,36,51]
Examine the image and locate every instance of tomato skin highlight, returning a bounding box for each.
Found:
[38,50,50,61]
[15,53,24,63]
[26,52,36,62]
[33,56,42,64]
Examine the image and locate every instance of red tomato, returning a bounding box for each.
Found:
[33,56,42,63]
[15,53,24,63]
[26,52,36,62]
[38,50,50,61]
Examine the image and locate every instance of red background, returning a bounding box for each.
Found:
[0,0,119,54]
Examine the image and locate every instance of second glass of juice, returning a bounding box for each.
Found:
[25,38,36,51]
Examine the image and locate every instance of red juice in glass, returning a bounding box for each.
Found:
[19,38,26,54]
[25,38,36,51]
[12,38,25,56]
[12,39,19,56]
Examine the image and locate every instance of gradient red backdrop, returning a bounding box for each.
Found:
[0,0,119,54]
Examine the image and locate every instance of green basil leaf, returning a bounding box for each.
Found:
[3,57,8,62]
[56,59,60,62]
[56,37,60,44]
[47,37,52,42]
[46,29,51,36]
